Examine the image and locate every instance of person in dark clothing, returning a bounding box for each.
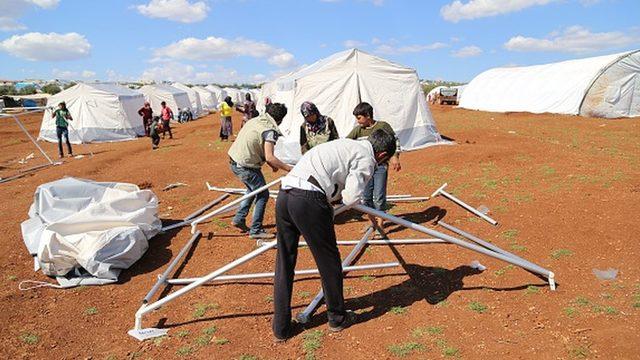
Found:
[299,101,339,155]
[138,101,153,136]
[238,93,256,129]
[149,116,161,150]
[272,129,397,342]
[51,101,73,158]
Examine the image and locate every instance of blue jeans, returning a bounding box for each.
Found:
[56,126,72,156]
[363,163,388,211]
[230,163,269,234]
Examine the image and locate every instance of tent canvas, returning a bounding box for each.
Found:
[205,85,226,105]
[192,86,218,112]
[459,50,640,118]
[138,84,191,117]
[39,83,145,144]
[260,48,446,163]
[171,83,203,117]
[223,87,242,104]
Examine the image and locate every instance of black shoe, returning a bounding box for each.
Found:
[273,321,301,343]
[328,310,356,332]
[232,221,250,233]
[250,230,275,239]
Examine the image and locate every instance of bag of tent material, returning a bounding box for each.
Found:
[20,177,162,288]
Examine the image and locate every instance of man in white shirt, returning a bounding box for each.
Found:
[272,129,397,341]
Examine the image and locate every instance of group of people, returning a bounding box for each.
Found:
[224,99,400,341]
[218,93,257,141]
[138,101,174,150]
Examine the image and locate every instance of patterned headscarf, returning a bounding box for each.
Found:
[301,101,326,133]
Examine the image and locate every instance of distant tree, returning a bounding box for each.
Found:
[0,85,17,95]
[18,85,37,95]
[41,83,62,95]
[64,82,77,89]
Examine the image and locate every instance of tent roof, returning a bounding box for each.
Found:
[88,83,142,97]
[459,50,637,115]
[139,84,187,96]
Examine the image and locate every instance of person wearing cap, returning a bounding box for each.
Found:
[138,102,153,136]
[299,101,339,155]
[227,102,293,239]
[272,129,397,341]
[51,101,73,158]
[346,102,401,232]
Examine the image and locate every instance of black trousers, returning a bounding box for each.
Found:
[56,126,72,156]
[273,188,346,338]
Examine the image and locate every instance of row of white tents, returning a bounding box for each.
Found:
[38,82,259,143]
[37,48,638,147]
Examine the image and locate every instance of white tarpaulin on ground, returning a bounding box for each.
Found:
[20,177,162,285]
[171,82,203,117]
[138,84,191,116]
[260,48,446,163]
[459,50,640,118]
[39,83,145,143]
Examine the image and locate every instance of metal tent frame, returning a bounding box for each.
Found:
[129,181,556,341]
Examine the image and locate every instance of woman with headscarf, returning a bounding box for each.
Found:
[299,101,339,154]
[219,96,234,141]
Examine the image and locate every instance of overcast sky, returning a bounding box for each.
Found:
[0,0,638,84]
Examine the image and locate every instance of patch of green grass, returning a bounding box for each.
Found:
[440,166,452,173]
[389,306,407,315]
[604,306,618,315]
[192,303,220,319]
[195,334,212,346]
[472,190,487,199]
[494,264,514,277]
[214,338,229,345]
[525,285,540,295]
[570,346,590,358]
[435,300,449,308]
[467,216,480,223]
[361,275,375,282]
[515,193,533,202]
[298,291,311,299]
[468,301,488,314]
[412,326,444,337]
[238,355,259,360]
[153,336,166,346]
[6,275,17,281]
[510,244,527,252]
[551,249,573,259]
[387,342,425,357]
[176,346,194,356]
[202,325,217,336]
[482,179,498,190]
[481,161,498,175]
[176,330,190,338]
[564,307,578,318]
[105,355,117,360]
[443,346,459,357]
[212,218,229,229]
[502,229,518,240]
[264,295,273,303]
[20,333,39,345]
[541,165,556,176]
[575,296,590,306]
[84,306,98,316]
[302,330,323,359]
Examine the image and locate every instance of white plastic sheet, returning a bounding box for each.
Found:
[20,177,162,283]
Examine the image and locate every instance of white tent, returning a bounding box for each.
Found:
[427,86,445,102]
[192,85,218,112]
[171,83,203,117]
[138,84,191,116]
[223,87,242,104]
[459,50,640,118]
[205,85,226,104]
[260,48,445,163]
[39,83,145,143]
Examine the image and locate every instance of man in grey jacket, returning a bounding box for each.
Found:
[272,129,397,341]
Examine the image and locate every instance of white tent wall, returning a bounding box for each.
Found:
[223,87,242,104]
[138,84,191,117]
[205,85,226,104]
[261,49,445,164]
[39,83,145,144]
[459,50,640,118]
[580,50,640,118]
[172,83,203,117]
[192,86,218,112]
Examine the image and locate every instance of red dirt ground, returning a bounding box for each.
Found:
[1,106,639,359]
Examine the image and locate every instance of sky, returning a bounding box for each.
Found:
[0,0,638,85]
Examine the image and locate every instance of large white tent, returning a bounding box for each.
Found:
[260,48,446,163]
[39,83,145,143]
[192,86,218,112]
[138,84,190,116]
[205,85,226,105]
[171,83,203,117]
[223,87,242,104]
[459,50,640,118]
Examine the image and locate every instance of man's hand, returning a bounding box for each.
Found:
[390,156,401,172]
